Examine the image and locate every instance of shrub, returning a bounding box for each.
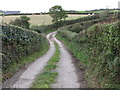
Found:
[57,29,77,41]
[68,23,84,33]
[9,16,30,29]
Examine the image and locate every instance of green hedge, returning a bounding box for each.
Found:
[2,24,49,80]
[56,21,120,88]
[58,13,119,33]
[59,19,103,33]
[75,21,120,88]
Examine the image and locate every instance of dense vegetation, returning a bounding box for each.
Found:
[59,13,119,32]
[2,24,49,81]
[56,13,120,88]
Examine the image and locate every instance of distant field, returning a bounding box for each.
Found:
[1,14,87,26]
[79,10,120,13]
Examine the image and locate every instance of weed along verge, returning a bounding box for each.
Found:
[31,42,60,88]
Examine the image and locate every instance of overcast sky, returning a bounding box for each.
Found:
[0,0,120,13]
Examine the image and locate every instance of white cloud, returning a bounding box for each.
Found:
[0,0,119,13]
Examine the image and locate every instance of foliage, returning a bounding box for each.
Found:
[49,5,68,23]
[75,22,120,87]
[30,24,56,33]
[9,16,30,29]
[2,24,49,81]
[57,29,77,40]
[56,21,120,88]
[59,13,119,33]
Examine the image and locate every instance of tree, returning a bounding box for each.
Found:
[10,16,30,29]
[49,5,68,23]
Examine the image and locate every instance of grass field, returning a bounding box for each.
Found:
[1,14,87,25]
[79,10,120,13]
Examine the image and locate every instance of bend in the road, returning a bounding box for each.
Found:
[12,32,56,88]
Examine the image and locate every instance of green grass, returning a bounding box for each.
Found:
[32,71,58,88]
[32,42,60,88]
[3,43,49,81]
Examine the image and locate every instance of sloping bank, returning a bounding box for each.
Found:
[56,21,120,88]
[2,24,49,82]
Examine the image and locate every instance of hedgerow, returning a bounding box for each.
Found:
[2,24,49,81]
[58,13,119,33]
[56,21,120,88]
[59,19,103,33]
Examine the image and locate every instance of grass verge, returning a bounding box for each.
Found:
[32,42,60,88]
